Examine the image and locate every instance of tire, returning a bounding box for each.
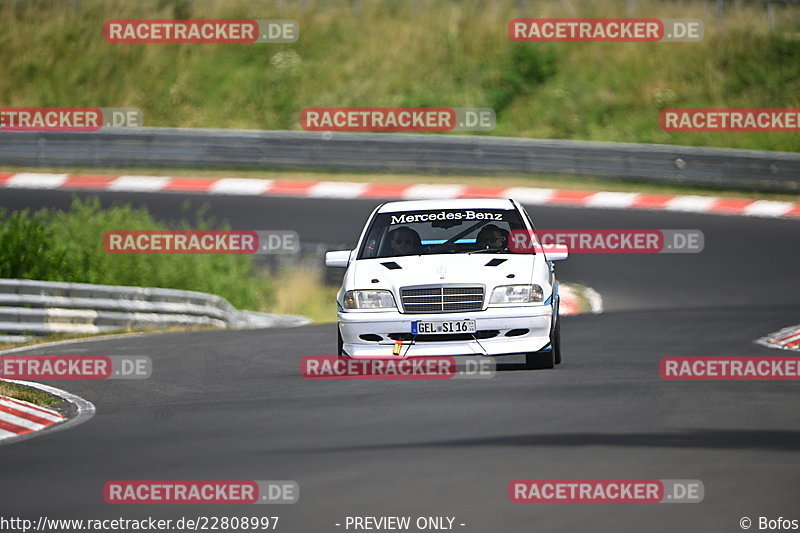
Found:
[553,316,562,365]
[337,327,346,358]
[523,310,560,370]
[524,348,555,370]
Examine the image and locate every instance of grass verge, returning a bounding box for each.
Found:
[1,0,799,151]
[267,267,340,324]
[0,380,60,406]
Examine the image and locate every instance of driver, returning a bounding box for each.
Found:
[388,226,422,256]
[475,224,508,250]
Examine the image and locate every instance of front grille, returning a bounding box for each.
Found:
[400,285,484,314]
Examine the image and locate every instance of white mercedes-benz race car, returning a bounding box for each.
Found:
[325,198,567,369]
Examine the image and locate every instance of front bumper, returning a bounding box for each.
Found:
[338,305,553,357]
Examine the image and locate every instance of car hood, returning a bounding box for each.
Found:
[348,253,540,293]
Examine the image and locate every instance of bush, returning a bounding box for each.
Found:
[0,209,67,279]
[486,44,558,114]
[0,198,273,310]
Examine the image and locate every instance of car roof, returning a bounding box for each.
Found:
[377,198,515,213]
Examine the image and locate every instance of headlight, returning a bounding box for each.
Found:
[343,290,397,310]
[489,284,544,304]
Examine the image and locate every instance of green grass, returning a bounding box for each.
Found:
[0,0,798,151]
[267,266,340,323]
[0,380,60,406]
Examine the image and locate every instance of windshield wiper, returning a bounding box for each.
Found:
[469,247,507,254]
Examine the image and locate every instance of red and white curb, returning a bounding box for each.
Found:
[0,394,65,441]
[2,172,799,219]
[0,376,95,446]
[756,324,800,352]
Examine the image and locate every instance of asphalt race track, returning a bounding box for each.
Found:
[1,188,799,533]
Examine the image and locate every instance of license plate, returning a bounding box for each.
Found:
[412,319,476,335]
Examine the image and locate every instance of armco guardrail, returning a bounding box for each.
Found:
[0,128,798,193]
[0,278,309,344]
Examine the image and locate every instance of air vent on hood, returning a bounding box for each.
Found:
[381,262,402,270]
[485,258,507,267]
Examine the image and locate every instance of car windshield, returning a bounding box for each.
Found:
[358,208,529,259]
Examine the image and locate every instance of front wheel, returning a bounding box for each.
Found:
[553,317,562,365]
[524,349,554,370]
[523,317,559,370]
[337,327,345,357]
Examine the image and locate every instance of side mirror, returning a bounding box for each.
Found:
[326,250,352,268]
[544,245,568,262]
